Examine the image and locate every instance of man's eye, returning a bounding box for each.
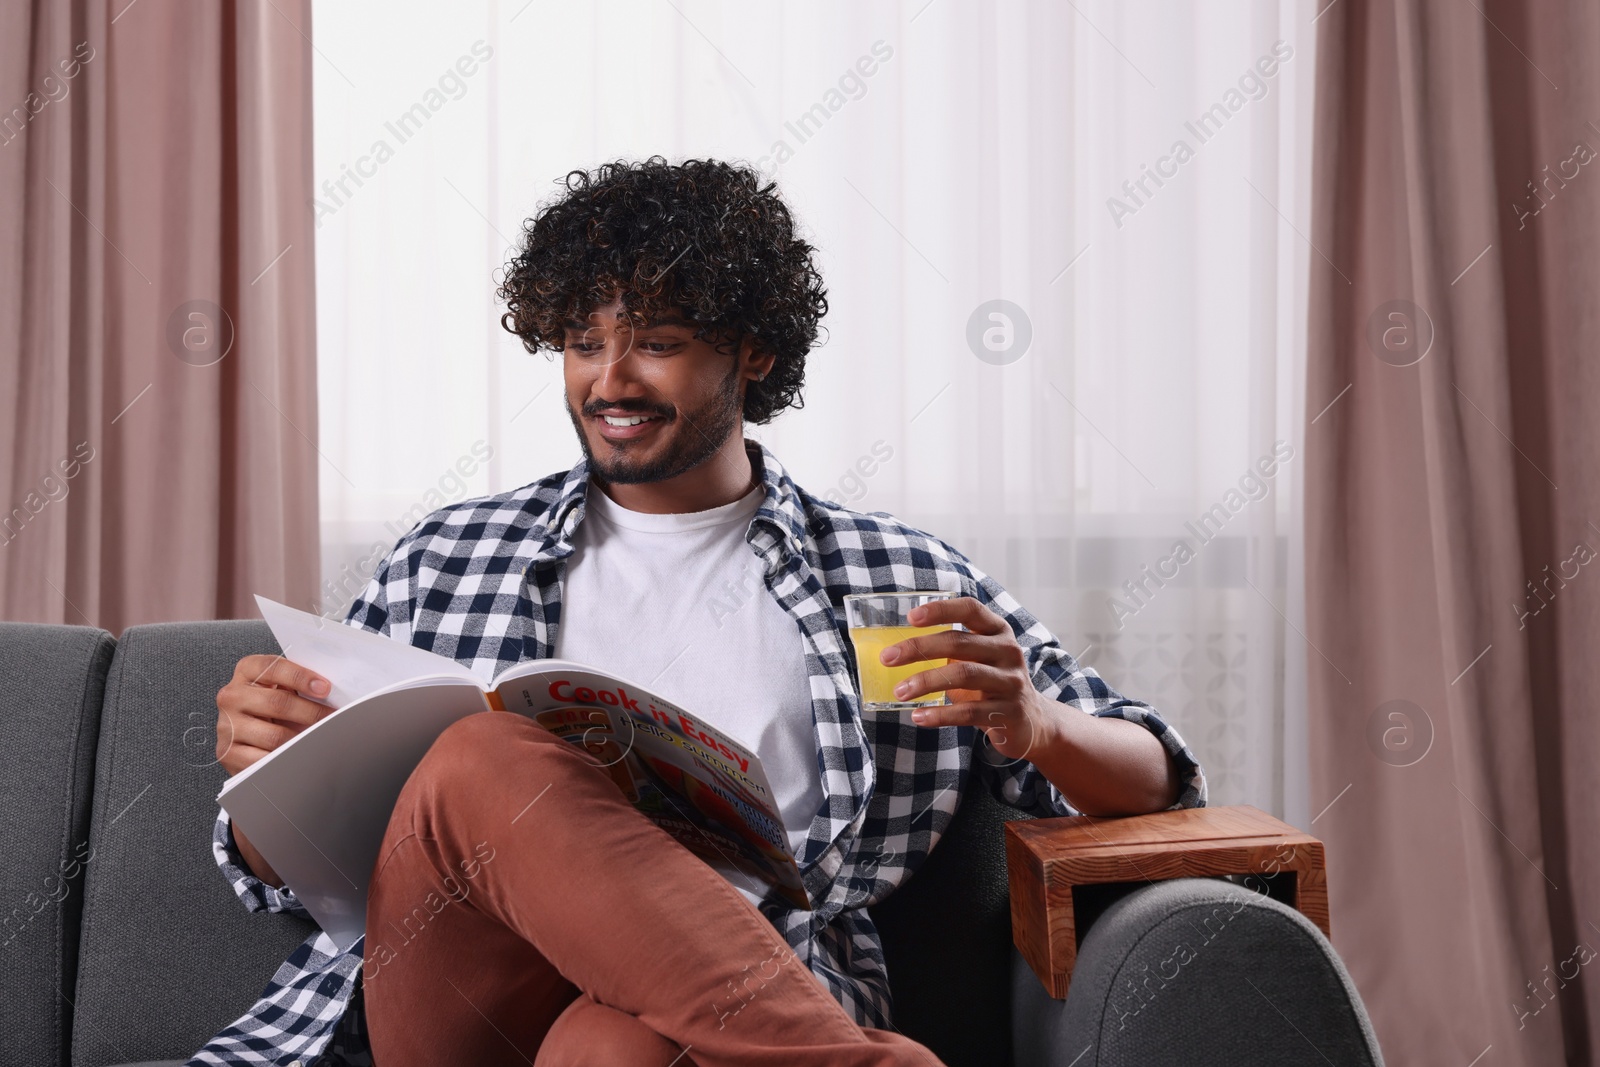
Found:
[563,338,680,355]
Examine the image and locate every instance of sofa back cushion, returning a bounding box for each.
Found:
[0,623,115,1067]
[71,621,315,1067]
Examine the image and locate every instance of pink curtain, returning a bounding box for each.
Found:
[1307,1,1598,1063]
[0,0,320,632]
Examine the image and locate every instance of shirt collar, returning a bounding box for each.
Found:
[527,438,810,563]
[748,438,812,554]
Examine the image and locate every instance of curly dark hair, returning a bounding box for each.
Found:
[496,157,828,425]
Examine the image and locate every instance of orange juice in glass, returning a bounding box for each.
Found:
[844,591,957,711]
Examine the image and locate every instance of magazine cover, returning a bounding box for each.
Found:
[494,670,808,910]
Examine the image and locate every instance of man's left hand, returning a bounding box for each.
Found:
[879,595,1056,761]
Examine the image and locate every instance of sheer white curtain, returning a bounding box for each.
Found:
[311,0,1317,822]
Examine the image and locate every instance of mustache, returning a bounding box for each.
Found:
[581,398,674,419]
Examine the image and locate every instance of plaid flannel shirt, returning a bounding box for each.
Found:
[188,440,1206,1066]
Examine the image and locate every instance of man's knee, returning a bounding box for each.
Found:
[419,710,559,782]
[534,996,689,1067]
[389,712,556,826]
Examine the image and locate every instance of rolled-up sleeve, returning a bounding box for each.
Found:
[212,808,314,919]
[959,563,1207,817]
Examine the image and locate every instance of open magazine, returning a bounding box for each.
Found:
[219,596,808,950]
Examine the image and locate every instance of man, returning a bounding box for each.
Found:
[194,157,1205,1067]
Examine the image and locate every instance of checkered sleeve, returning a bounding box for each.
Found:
[343,533,407,637]
[960,559,1207,816]
[212,809,314,919]
[207,534,410,922]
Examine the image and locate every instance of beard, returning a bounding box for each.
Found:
[566,363,744,485]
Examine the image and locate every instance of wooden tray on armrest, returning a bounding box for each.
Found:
[1005,804,1328,998]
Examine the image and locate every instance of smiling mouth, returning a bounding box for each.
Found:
[589,409,670,441]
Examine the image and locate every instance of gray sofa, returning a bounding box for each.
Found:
[1,620,1384,1067]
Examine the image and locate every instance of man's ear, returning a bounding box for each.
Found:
[740,337,775,382]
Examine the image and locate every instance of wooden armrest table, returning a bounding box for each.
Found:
[1005,804,1328,999]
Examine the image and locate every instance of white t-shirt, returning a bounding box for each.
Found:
[553,478,823,907]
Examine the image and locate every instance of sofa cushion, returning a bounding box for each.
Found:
[71,621,316,1067]
[0,623,115,1067]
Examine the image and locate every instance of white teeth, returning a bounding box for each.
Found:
[601,414,655,427]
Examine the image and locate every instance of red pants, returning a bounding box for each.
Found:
[362,711,941,1067]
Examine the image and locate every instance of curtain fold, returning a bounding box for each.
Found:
[0,0,320,632]
[1307,1,1598,1062]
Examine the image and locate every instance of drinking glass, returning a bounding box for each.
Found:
[844,591,957,711]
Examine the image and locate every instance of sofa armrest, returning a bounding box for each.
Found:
[1010,879,1384,1067]
[1005,805,1327,999]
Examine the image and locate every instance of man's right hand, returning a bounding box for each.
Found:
[215,654,334,777]
[215,654,334,884]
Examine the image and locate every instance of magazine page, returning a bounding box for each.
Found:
[492,663,810,910]
[218,679,493,949]
[254,594,481,710]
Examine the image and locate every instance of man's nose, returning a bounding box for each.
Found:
[592,336,643,393]
[588,335,656,403]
